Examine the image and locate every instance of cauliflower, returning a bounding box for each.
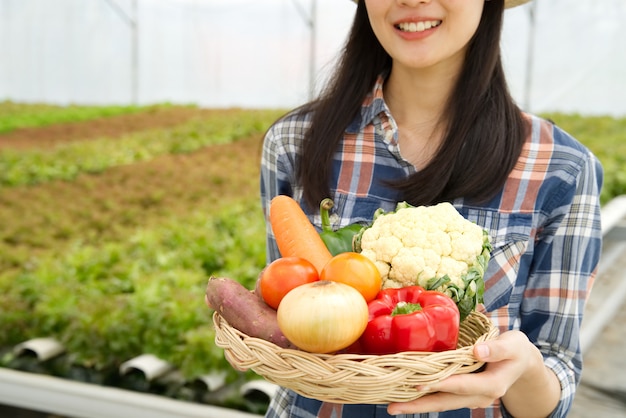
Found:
[354,202,492,320]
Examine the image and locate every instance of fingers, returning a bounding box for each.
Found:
[418,373,505,399]
[386,373,506,415]
[474,330,530,362]
[388,332,534,415]
[387,332,544,415]
[387,391,493,415]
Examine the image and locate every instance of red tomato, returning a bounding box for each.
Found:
[320,252,382,302]
[259,257,319,309]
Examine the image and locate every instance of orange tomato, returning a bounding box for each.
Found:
[259,257,319,309]
[319,252,382,302]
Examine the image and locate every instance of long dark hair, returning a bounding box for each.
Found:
[297,0,526,210]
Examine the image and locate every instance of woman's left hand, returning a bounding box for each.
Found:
[387,330,560,416]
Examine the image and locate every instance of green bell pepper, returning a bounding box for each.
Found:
[319,198,363,256]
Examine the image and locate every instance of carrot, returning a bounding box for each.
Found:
[269,195,333,274]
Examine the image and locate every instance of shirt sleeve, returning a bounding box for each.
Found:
[264,387,295,418]
[260,114,308,264]
[515,149,603,418]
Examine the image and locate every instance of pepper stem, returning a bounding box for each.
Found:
[320,198,335,233]
[392,301,422,316]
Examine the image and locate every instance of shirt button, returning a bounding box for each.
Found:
[385,130,394,141]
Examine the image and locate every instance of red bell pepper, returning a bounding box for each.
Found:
[359,286,460,354]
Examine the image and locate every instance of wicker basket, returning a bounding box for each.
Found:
[213,310,498,404]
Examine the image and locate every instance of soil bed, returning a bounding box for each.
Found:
[0,107,243,150]
[0,108,267,271]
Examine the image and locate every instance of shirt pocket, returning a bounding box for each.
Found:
[463,208,534,312]
[330,193,398,228]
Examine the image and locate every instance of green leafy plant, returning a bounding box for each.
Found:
[0,109,283,187]
[542,112,626,204]
[0,202,266,379]
[0,101,179,133]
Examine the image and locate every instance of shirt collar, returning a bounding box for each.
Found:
[346,74,390,134]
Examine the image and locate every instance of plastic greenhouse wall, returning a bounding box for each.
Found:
[0,0,625,116]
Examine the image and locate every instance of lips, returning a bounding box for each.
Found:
[395,20,442,33]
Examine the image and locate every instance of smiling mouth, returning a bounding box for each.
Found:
[396,20,442,33]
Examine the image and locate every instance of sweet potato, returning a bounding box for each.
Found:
[206,276,296,349]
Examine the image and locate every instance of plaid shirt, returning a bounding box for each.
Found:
[259,77,603,418]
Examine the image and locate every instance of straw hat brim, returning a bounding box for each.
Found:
[504,0,532,8]
[350,0,532,9]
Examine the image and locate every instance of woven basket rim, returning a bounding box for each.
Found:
[214,310,498,404]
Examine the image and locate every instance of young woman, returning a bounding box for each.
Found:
[259,0,603,416]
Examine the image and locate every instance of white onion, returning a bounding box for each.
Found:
[277,280,368,353]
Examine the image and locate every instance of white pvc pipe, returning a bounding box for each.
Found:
[119,354,174,381]
[14,338,65,362]
[0,368,261,418]
[579,195,626,353]
[601,194,626,236]
[580,242,626,354]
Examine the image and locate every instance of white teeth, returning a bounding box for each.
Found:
[397,20,441,33]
